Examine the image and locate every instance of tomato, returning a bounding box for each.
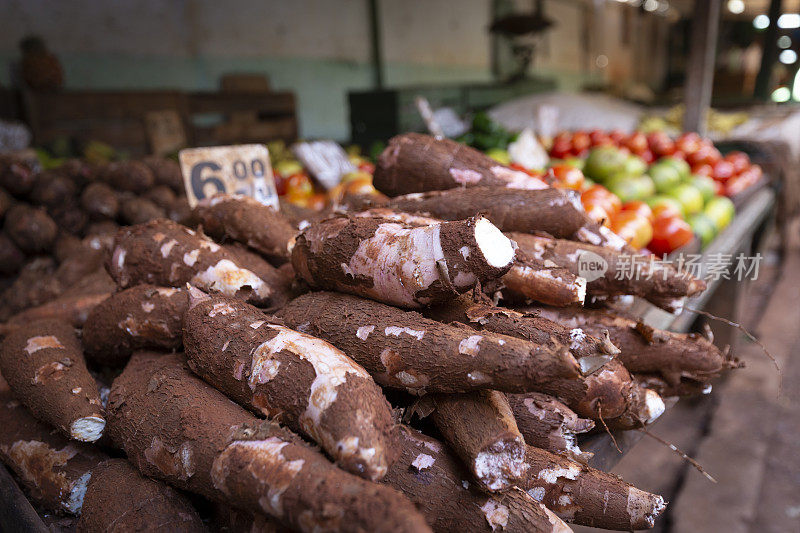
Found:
[571,131,591,153]
[610,211,653,249]
[621,200,655,222]
[624,131,649,154]
[582,184,622,215]
[724,151,750,174]
[553,131,572,144]
[675,132,702,155]
[549,140,572,159]
[724,166,761,197]
[711,160,735,182]
[713,180,725,196]
[582,200,611,227]
[548,165,585,190]
[652,202,683,220]
[306,193,328,211]
[274,173,288,196]
[589,130,611,146]
[607,130,625,144]
[647,132,675,156]
[639,149,655,164]
[344,177,377,195]
[649,215,694,256]
[692,163,713,177]
[286,173,314,197]
[357,161,375,174]
[671,150,686,161]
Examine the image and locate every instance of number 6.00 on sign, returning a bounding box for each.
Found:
[179,144,279,209]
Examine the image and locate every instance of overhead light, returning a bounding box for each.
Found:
[643,0,658,12]
[754,14,770,30]
[793,69,800,101]
[778,36,792,49]
[727,0,744,14]
[771,86,791,102]
[778,14,800,28]
[780,49,798,64]
[595,55,609,68]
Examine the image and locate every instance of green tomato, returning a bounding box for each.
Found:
[649,163,682,194]
[691,174,717,204]
[646,195,685,218]
[623,155,648,176]
[657,156,692,181]
[688,213,718,247]
[607,175,655,203]
[703,196,735,231]
[486,148,511,165]
[666,184,705,216]
[584,147,628,182]
[564,157,586,171]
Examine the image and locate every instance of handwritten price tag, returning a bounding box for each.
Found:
[292,140,356,190]
[179,144,278,209]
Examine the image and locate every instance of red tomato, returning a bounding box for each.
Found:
[582,185,622,216]
[549,140,572,159]
[624,131,649,154]
[571,131,591,153]
[724,151,750,174]
[749,164,763,181]
[274,174,288,196]
[652,202,683,220]
[649,215,693,256]
[671,150,686,161]
[621,200,655,222]
[358,161,375,174]
[711,160,735,182]
[713,180,725,196]
[724,166,761,197]
[686,145,713,167]
[639,149,655,164]
[589,130,611,146]
[692,163,713,177]
[548,165,585,190]
[553,131,572,144]
[647,132,676,156]
[306,193,328,211]
[582,200,611,227]
[675,132,702,154]
[611,211,654,249]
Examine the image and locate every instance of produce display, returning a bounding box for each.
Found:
[0,133,745,532]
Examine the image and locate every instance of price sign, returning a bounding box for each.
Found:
[178,144,278,209]
[292,140,356,190]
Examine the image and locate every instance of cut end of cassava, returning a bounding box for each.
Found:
[642,389,666,424]
[577,354,614,375]
[474,217,515,269]
[70,416,106,442]
[542,504,574,533]
[627,487,667,529]
[65,471,92,514]
[575,276,587,303]
[473,437,527,492]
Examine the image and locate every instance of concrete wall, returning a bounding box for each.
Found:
[0,0,659,140]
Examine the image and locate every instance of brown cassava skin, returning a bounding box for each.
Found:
[212,504,288,533]
[4,204,57,254]
[423,295,618,373]
[508,233,706,308]
[120,196,167,225]
[501,259,587,307]
[98,161,155,193]
[0,386,107,514]
[184,290,397,481]
[384,426,572,533]
[1,292,111,336]
[351,208,587,307]
[374,133,548,196]
[0,319,105,442]
[77,458,206,533]
[0,233,25,275]
[0,187,14,220]
[278,198,327,229]
[81,182,119,220]
[194,194,297,265]
[106,353,431,533]
[519,445,666,530]
[107,218,289,308]
[144,185,178,210]
[30,170,78,208]
[0,158,36,196]
[429,390,527,492]
[277,292,581,395]
[167,196,193,225]
[0,258,61,321]
[525,305,735,387]
[51,200,89,236]
[387,187,624,250]
[83,285,189,366]
[505,392,594,463]
[140,156,184,193]
[635,373,713,398]
[291,215,514,308]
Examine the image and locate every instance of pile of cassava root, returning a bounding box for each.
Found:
[0,135,741,532]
